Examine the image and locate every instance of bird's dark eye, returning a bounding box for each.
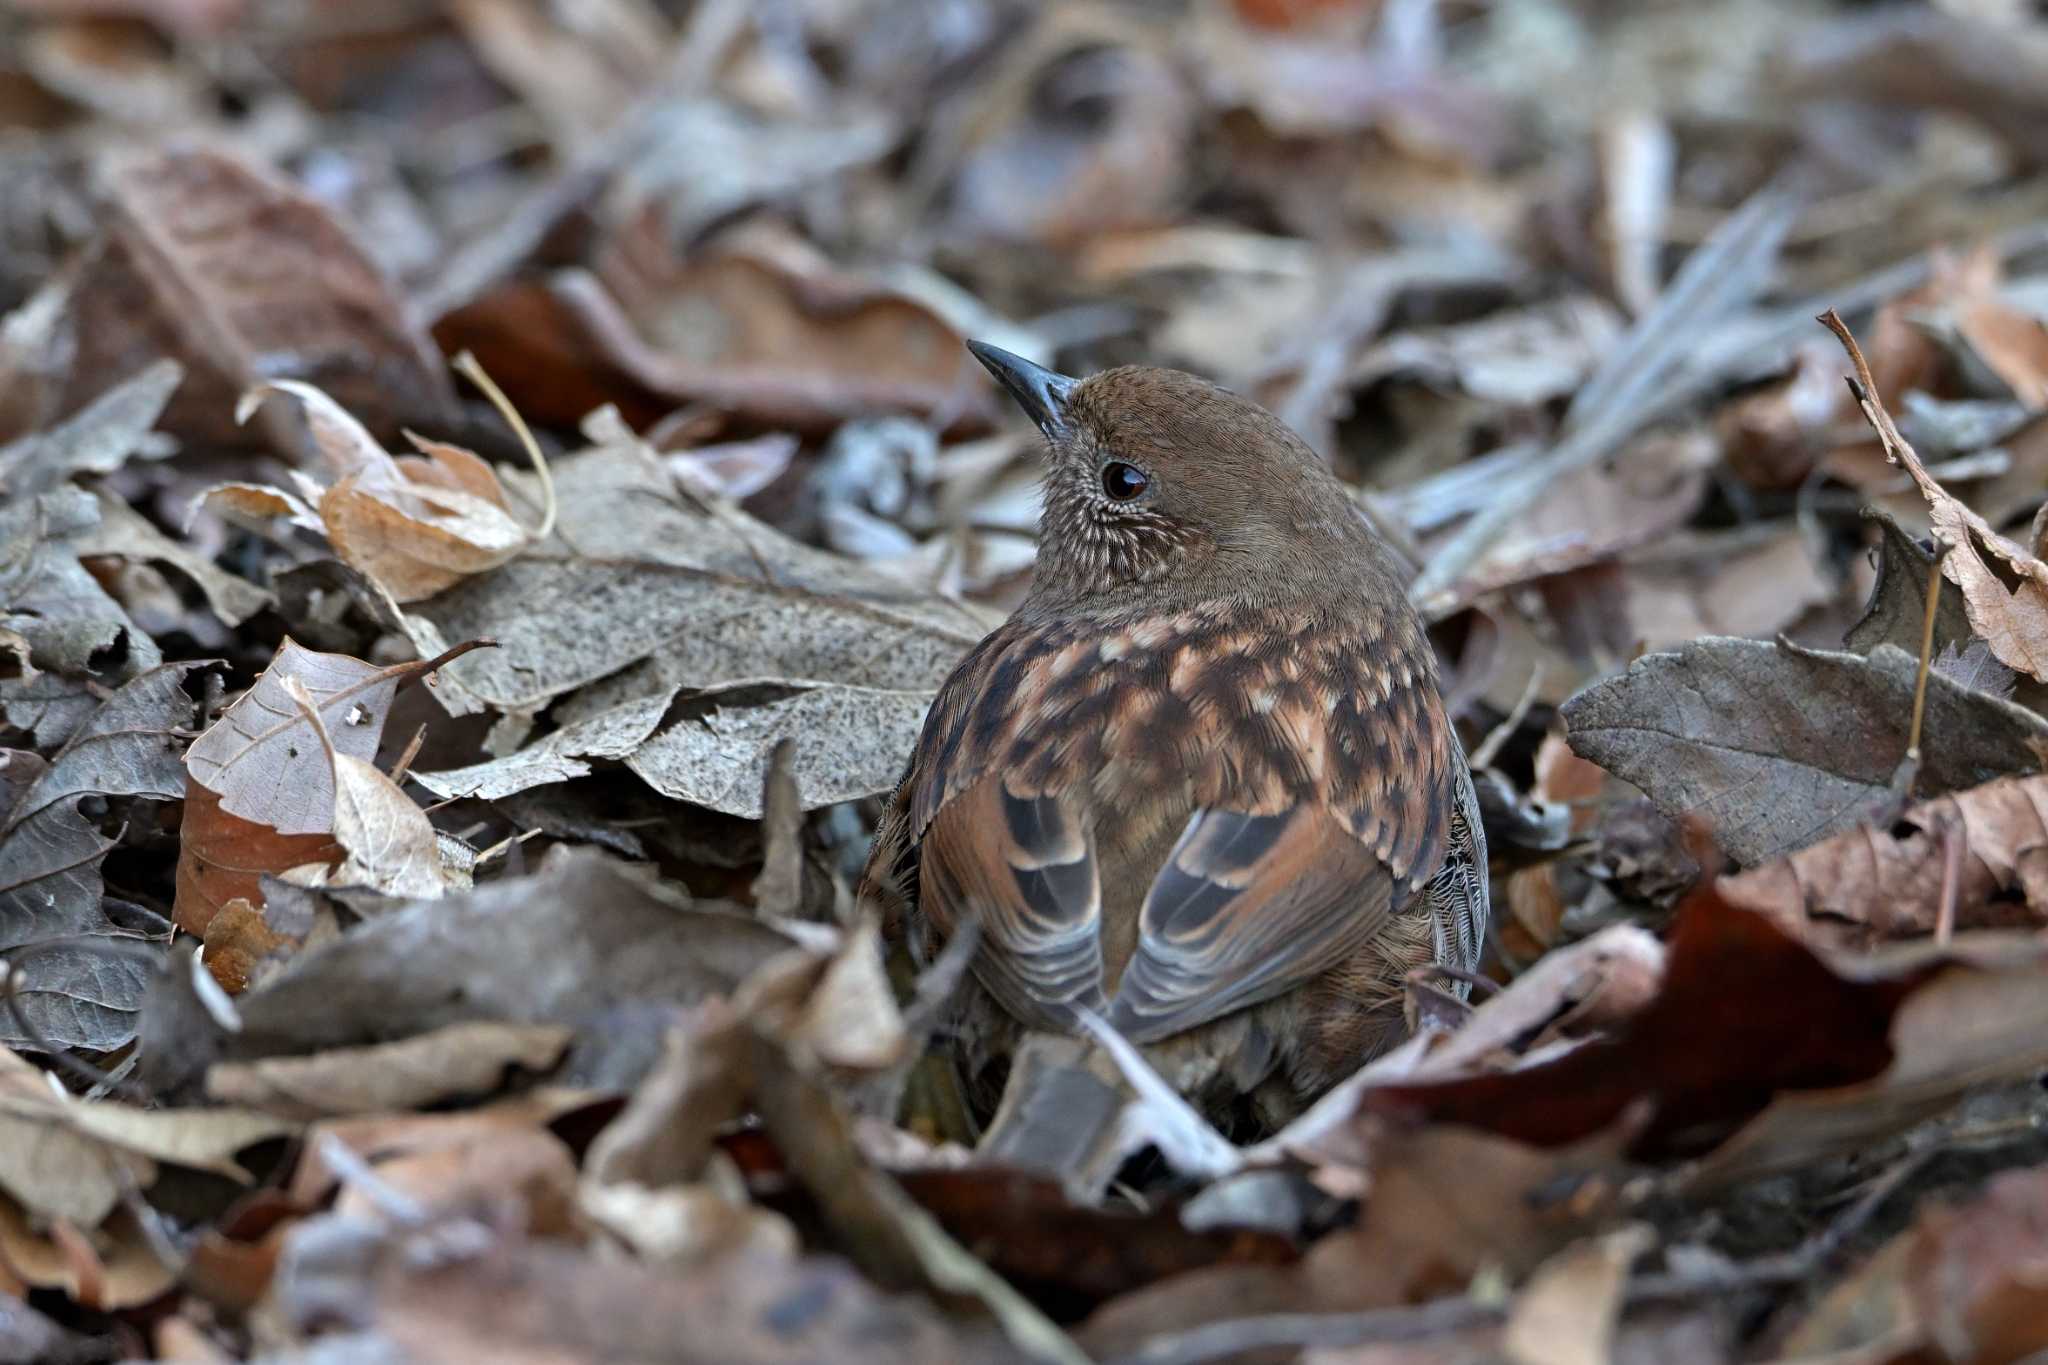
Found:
[1100,461,1149,501]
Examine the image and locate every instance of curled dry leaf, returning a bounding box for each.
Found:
[1827,307,2048,681]
[279,675,451,900]
[241,381,537,603]
[1719,771,2048,947]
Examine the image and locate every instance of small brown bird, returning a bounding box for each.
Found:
[863,343,1488,1118]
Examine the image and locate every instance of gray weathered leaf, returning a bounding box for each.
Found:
[401,441,984,717]
[71,489,271,627]
[0,358,181,498]
[1562,638,2048,865]
[629,683,931,817]
[1845,511,1975,660]
[0,490,163,682]
[214,848,794,1067]
[1,663,201,1051]
[413,687,678,801]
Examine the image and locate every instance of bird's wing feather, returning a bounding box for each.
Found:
[1106,803,1394,1042]
[920,775,1106,1026]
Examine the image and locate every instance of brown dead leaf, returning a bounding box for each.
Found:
[199,897,294,994]
[206,1022,572,1119]
[1782,1162,2048,1362]
[1719,771,2048,946]
[0,1201,175,1312]
[437,222,997,435]
[1828,307,2048,681]
[279,674,451,898]
[1688,935,2048,1188]
[331,1122,584,1240]
[175,782,342,939]
[1501,1226,1655,1365]
[242,381,537,602]
[61,147,455,454]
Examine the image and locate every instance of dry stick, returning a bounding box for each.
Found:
[1408,186,1800,615]
[1468,662,1543,771]
[1815,308,1950,795]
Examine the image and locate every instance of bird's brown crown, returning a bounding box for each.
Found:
[971,350,1396,615]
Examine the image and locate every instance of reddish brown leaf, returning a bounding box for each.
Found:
[1719,772,2048,947]
[58,148,454,453]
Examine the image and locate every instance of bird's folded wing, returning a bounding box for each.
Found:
[1105,802,1394,1043]
[918,774,1107,1029]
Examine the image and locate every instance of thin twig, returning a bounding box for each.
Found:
[1818,306,1958,795]
[1469,663,1543,771]
[453,351,557,542]
[1907,537,1951,773]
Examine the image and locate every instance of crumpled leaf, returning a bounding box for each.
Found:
[1719,771,2048,946]
[0,663,200,1051]
[241,380,537,602]
[279,675,452,900]
[1561,637,2048,866]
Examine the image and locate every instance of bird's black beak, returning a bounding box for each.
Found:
[968,340,1078,439]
